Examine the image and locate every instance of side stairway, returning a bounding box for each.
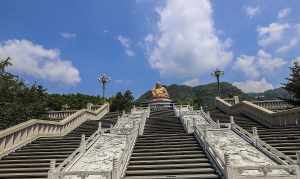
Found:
[124,109,221,179]
[0,111,120,179]
[210,108,300,161]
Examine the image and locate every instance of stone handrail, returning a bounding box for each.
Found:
[194,125,226,178]
[216,97,300,127]
[0,103,109,158]
[113,126,139,179]
[194,124,299,179]
[47,110,78,120]
[230,123,295,165]
[49,107,149,179]
[53,125,103,173]
[252,100,294,111]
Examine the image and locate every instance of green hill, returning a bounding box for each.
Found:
[137,82,250,109]
[248,87,291,100]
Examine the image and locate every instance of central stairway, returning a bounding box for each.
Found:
[0,111,120,179]
[124,109,220,179]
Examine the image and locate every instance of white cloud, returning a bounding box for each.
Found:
[147,0,232,79]
[233,55,260,79]
[276,39,298,53]
[233,78,274,93]
[278,8,291,19]
[257,50,286,71]
[117,35,135,57]
[245,6,260,18]
[60,32,77,39]
[257,23,290,47]
[182,78,201,87]
[0,39,80,85]
[233,50,286,79]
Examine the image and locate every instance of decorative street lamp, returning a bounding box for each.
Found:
[211,69,224,97]
[98,73,111,98]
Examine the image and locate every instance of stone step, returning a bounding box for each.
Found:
[137,137,195,143]
[127,163,212,170]
[0,162,54,168]
[135,140,197,146]
[22,144,78,149]
[140,133,191,138]
[129,158,210,165]
[132,150,204,156]
[0,172,48,178]
[126,168,216,176]
[0,158,63,164]
[133,146,202,153]
[130,154,206,161]
[8,150,73,156]
[3,154,69,160]
[0,167,49,173]
[134,143,199,149]
[123,173,220,179]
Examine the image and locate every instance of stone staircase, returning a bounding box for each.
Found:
[124,109,221,179]
[0,111,120,179]
[210,108,300,161]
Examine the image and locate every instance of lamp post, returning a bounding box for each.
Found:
[211,69,224,97]
[98,73,111,98]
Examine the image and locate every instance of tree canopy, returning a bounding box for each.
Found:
[283,61,300,101]
[0,57,134,130]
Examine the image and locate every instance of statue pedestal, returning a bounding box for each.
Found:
[148,98,174,111]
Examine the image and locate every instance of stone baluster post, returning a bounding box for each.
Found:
[234,96,239,104]
[207,111,211,118]
[230,116,235,124]
[48,159,57,179]
[112,157,119,179]
[216,120,220,129]
[200,106,203,112]
[224,152,231,179]
[98,122,102,133]
[87,103,93,111]
[80,134,86,153]
[252,127,259,146]
[296,152,300,167]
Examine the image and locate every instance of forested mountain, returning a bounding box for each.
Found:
[137,82,251,109]
[248,87,291,100]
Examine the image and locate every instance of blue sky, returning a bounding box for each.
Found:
[0,0,300,97]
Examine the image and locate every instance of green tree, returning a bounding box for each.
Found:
[283,61,300,100]
[0,58,48,129]
[110,90,134,112]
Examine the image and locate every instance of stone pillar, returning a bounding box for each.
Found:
[216,120,220,128]
[86,103,93,111]
[80,134,86,153]
[234,96,239,104]
[230,116,235,124]
[112,157,119,179]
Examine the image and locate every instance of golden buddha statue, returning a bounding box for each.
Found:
[151,82,170,99]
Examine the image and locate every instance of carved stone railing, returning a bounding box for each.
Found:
[0,103,109,159]
[49,107,149,179]
[252,100,295,111]
[216,97,300,128]
[47,110,78,120]
[183,106,300,179]
[194,122,300,179]
[230,122,295,165]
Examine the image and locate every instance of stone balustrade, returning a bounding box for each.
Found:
[49,107,150,179]
[216,97,300,128]
[177,105,300,179]
[0,103,109,159]
[252,100,295,111]
[47,110,78,120]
